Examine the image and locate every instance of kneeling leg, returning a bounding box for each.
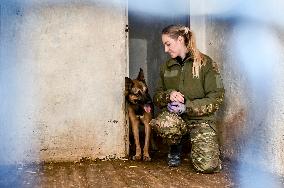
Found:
[190,123,221,173]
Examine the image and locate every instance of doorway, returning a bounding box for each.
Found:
[128,1,190,97]
[127,0,190,156]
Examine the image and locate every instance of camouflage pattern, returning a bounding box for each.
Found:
[150,111,187,145]
[186,93,224,117]
[190,123,221,173]
[153,53,224,173]
[151,111,221,173]
[152,89,173,109]
[153,53,225,122]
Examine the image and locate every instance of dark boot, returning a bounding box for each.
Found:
[167,144,182,167]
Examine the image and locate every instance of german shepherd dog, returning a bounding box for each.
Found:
[125,68,153,161]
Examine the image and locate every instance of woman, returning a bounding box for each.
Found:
[152,25,225,173]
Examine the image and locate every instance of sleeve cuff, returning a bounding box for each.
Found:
[165,89,175,103]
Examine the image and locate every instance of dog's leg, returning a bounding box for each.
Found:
[128,106,142,161]
[141,113,152,161]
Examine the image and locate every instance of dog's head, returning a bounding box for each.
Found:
[125,68,150,105]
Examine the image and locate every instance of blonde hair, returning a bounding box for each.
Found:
[162,25,204,78]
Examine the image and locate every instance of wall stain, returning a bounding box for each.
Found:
[219,109,247,159]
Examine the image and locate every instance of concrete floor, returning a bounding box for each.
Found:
[1,135,284,188]
[0,151,235,188]
[1,152,284,188]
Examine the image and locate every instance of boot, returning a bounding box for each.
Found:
[167,144,182,167]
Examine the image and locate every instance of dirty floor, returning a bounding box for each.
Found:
[0,150,235,188]
[1,150,283,188]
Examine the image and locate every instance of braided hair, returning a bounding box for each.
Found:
[162,25,204,78]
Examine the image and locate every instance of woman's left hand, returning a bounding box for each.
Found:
[167,101,186,115]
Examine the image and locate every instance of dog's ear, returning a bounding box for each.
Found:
[137,68,145,82]
[125,77,133,96]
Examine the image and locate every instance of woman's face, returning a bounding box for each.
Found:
[162,34,186,58]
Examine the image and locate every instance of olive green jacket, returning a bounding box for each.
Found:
[153,53,225,124]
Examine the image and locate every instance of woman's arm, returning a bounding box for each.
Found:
[185,61,225,117]
[153,67,174,108]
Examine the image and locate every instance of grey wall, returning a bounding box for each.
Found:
[190,4,284,177]
[0,0,128,164]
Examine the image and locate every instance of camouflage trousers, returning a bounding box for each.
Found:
[151,111,221,173]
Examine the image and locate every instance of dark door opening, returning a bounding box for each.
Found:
[128,1,190,97]
[127,0,190,156]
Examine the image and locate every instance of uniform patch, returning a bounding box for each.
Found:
[164,70,178,77]
[215,75,223,89]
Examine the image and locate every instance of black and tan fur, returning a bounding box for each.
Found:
[125,68,153,161]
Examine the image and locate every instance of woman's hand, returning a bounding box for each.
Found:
[167,102,186,115]
[170,91,184,103]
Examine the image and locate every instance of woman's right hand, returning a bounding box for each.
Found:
[170,91,184,103]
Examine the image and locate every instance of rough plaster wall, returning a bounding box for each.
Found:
[201,18,249,160]
[267,30,284,175]
[0,0,127,164]
[191,15,284,176]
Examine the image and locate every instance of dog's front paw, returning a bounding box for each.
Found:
[132,155,142,161]
[143,155,151,162]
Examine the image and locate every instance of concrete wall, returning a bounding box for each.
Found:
[190,3,284,177]
[0,0,128,164]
